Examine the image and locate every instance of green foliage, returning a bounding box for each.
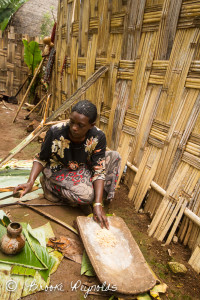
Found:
[22,40,42,75]
[40,12,54,38]
[0,210,11,227]
[0,0,29,31]
[81,251,96,276]
[11,265,36,277]
[108,296,117,300]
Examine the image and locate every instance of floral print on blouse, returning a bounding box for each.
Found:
[34,121,106,182]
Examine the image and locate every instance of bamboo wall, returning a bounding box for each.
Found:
[0,26,42,100]
[49,0,200,259]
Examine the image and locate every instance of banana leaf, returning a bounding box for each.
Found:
[22,40,42,75]
[27,223,46,247]
[0,262,51,299]
[0,210,10,227]
[22,223,56,282]
[0,225,46,270]
[81,250,96,277]
[48,249,63,275]
[0,223,63,299]
[11,265,36,277]
[0,0,29,31]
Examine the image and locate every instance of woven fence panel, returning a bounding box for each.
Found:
[50,0,200,251]
[0,27,43,101]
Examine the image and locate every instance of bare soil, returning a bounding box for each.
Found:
[0,102,200,300]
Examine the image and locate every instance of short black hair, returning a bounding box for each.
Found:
[71,100,97,123]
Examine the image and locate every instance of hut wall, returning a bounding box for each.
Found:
[0,27,43,101]
[49,0,200,253]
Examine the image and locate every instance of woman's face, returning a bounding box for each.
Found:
[69,111,94,141]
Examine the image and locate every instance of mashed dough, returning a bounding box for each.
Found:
[95,228,117,247]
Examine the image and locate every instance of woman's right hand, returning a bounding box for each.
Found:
[13,182,34,198]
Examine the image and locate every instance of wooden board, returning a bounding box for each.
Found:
[77,216,156,295]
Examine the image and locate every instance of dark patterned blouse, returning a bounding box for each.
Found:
[34,121,106,182]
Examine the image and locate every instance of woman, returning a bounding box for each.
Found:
[14,100,121,229]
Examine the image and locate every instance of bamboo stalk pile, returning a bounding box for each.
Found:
[45,0,200,272]
[0,27,42,101]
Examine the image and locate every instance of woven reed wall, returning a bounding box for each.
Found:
[0,26,42,100]
[49,0,200,253]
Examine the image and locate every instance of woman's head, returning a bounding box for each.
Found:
[71,100,97,123]
[69,100,97,141]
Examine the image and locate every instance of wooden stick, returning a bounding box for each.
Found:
[0,66,108,168]
[2,101,14,111]
[148,198,170,237]
[24,94,47,120]
[154,199,174,239]
[158,198,184,241]
[13,58,45,123]
[44,120,67,126]
[0,202,69,209]
[18,201,78,235]
[43,94,51,124]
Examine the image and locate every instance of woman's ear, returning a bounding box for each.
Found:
[90,122,96,128]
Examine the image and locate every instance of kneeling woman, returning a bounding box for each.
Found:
[14,100,121,229]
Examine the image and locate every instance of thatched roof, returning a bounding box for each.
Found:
[10,0,58,37]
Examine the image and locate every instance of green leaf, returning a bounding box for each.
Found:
[87,213,114,218]
[0,0,30,31]
[0,15,11,31]
[0,210,10,227]
[81,250,96,277]
[22,223,56,282]
[22,40,42,74]
[11,265,36,277]
[47,248,63,274]
[0,222,62,298]
[0,7,12,23]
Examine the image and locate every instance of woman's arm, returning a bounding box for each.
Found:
[93,179,109,229]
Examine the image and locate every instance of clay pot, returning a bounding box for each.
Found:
[0,222,25,255]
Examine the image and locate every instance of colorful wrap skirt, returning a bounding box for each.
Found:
[42,151,121,206]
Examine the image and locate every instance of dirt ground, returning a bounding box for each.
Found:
[0,101,200,300]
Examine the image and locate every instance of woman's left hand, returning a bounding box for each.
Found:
[93,205,109,229]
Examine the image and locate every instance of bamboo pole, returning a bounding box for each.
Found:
[165,198,188,245]
[158,197,184,241]
[24,94,47,120]
[13,58,45,123]
[43,94,51,124]
[148,198,170,237]
[153,199,174,239]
